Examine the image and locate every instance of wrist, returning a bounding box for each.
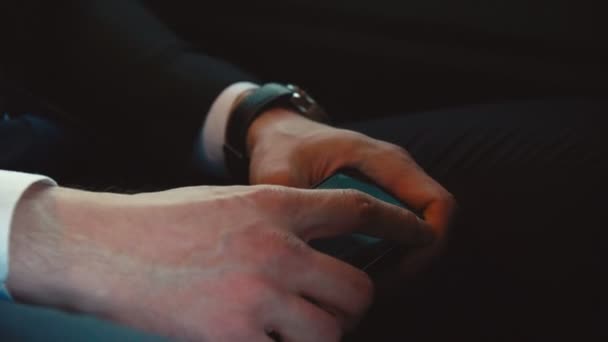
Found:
[7,184,72,307]
[224,83,328,182]
[246,108,306,155]
[6,186,119,314]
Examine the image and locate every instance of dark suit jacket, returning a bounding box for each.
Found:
[1,0,258,171]
[2,0,606,181]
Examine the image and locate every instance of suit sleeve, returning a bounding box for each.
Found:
[2,0,259,161]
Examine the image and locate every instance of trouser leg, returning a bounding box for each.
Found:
[342,99,608,341]
[0,301,165,341]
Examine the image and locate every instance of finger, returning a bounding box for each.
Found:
[265,294,342,342]
[290,248,374,330]
[356,145,457,237]
[286,188,435,246]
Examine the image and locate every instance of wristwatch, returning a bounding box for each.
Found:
[223,83,329,183]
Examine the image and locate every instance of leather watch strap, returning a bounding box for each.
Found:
[223,83,327,183]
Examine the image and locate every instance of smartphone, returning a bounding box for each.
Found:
[310,169,417,276]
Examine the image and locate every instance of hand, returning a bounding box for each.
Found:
[248,109,455,237]
[247,109,456,273]
[7,183,433,341]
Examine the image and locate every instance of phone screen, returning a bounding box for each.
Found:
[310,171,410,274]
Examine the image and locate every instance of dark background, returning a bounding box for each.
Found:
[2,0,606,188]
[146,0,607,122]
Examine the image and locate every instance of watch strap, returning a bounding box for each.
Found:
[223,83,327,183]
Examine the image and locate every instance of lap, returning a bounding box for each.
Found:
[342,98,608,341]
[0,301,164,341]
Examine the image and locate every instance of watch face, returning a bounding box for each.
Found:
[287,84,328,122]
[291,92,314,113]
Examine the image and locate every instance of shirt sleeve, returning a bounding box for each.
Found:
[195,82,260,176]
[0,170,56,301]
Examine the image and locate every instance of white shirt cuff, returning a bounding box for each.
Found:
[195,82,260,177]
[0,170,57,301]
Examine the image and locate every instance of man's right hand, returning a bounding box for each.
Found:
[6,184,434,341]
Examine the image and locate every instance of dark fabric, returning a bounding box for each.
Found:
[143,1,608,122]
[0,113,82,179]
[2,0,605,167]
[0,111,216,191]
[0,301,166,341]
[341,98,608,341]
[0,0,258,171]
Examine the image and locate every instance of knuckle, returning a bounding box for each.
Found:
[401,207,420,225]
[389,143,408,155]
[438,191,457,208]
[380,141,410,156]
[348,190,376,219]
[262,230,309,256]
[236,230,311,281]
